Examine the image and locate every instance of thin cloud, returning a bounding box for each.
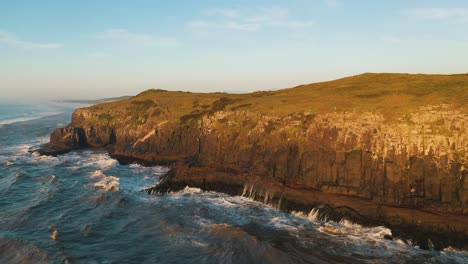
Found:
[208,8,240,18]
[326,0,343,8]
[96,29,179,46]
[226,21,260,32]
[188,20,211,28]
[87,52,113,59]
[269,20,315,29]
[0,31,63,49]
[406,8,468,22]
[189,7,314,32]
[96,29,153,42]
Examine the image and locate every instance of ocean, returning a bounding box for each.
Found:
[0,102,466,264]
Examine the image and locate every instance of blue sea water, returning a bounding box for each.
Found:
[0,103,63,126]
[0,102,467,264]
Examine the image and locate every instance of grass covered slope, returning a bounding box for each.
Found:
[75,73,468,127]
[275,73,468,116]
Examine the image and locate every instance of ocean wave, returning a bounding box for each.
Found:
[162,189,448,261]
[163,188,428,258]
[15,144,32,155]
[0,111,63,126]
[83,153,117,170]
[318,220,392,240]
[2,137,55,164]
[292,208,322,222]
[444,246,468,254]
[31,152,59,162]
[90,170,106,178]
[165,189,295,229]
[179,186,203,194]
[94,176,120,192]
[293,208,404,247]
[129,163,169,172]
[90,170,120,192]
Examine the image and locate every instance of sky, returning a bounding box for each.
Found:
[1,0,468,100]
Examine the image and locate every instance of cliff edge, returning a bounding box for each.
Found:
[39,73,468,249]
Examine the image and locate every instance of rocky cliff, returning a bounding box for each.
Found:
[39,73,468,249]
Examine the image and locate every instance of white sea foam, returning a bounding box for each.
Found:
[16,144,32,155]
[292,208,321,222]
[94,176,120,192]
[36,136,50,145]
[0,111,63,125]
[83,153,117,170]
[180,186,203,193]
[2,138,58,165]
[90,170,106,178]
[316,218,392,241]
[146,188,468,262]
[30,152,59,164]
[268,216,302,231]
[90,170,120,192]
[129,164,169,175]
[444,246,468,254]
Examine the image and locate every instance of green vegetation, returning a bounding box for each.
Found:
[211,97,241,112]
[82,73,468,127]
[98,113,116,123]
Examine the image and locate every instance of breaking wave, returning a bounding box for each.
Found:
[0,111,63,126]
[91,170,120,192]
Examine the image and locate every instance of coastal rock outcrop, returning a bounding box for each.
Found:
[39,73,468,249]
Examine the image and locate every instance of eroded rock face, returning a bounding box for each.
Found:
[40,101,468,248]
[130,105,466,213]
[36,127,87,156]
[44,104,467,212]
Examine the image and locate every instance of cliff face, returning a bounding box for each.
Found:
[39,73,468,248]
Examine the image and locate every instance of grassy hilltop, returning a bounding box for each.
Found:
[76,73,468,127]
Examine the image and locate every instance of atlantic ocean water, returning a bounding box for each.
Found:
[0,102,467,264]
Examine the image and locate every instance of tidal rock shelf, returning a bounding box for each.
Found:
[38,73,468,249]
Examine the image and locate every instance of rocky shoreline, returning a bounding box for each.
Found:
[148,158,468,250]
[38,74,468,250]
[40,141,468,249]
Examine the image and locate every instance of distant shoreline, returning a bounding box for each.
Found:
[54,96,132,105]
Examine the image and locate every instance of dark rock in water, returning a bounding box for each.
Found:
[383,235,393,241]
[36,126,88,155]
[36,143,76,156]
[39,73,468,250]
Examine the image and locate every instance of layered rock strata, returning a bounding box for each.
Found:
[39,74,468,249]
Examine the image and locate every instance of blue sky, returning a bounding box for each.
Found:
[1,0,468,100]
